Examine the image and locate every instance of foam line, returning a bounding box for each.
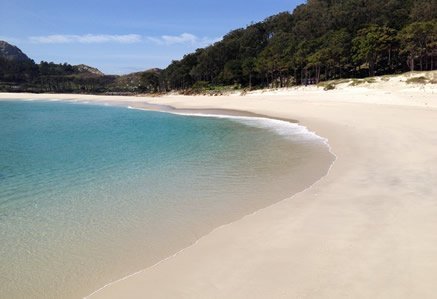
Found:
[127,107,326,143]
[82,103,336,299]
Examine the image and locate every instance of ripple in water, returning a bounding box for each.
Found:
[0,100,334,298]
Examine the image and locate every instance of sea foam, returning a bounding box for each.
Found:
[127,106,324,143]
[173,112,324,142]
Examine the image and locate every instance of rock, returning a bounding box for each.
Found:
[0,40,31,62]
[74,64,105,76]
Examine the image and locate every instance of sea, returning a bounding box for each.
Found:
[0,99,334,298]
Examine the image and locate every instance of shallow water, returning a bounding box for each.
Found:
[0,100,333,298]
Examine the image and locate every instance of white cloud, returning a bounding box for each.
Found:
[147,33,221,46]
[27,33,221,47]
[29,34,142,44]
[162,33,198,44]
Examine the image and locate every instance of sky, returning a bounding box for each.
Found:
[0,0,304,74]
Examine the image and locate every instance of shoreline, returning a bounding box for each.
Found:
[0,91,301,122]
[85,145,337,299]
[1,93,334,298]
[2,74,437,298]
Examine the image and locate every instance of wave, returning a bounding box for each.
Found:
[127,106,325,144]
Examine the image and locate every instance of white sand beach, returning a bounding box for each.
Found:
[2,71,437,298]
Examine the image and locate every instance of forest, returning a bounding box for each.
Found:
[0,58,122,93]
[1,0,436,94]
[157,0,437,92]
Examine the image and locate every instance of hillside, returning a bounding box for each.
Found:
[159,0,437,91]
[0,40,159,94]
[0,41,31,62]
[74,64,105,76]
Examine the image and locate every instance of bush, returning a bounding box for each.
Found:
[191,81,210,91]
[349,78,376,86]
[324,83,336,90]
[406,76,428,84]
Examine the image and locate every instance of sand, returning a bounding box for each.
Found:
[2,71,437,298]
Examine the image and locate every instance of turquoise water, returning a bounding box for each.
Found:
[0,100,333,298]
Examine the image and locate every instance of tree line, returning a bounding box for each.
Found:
[154,0,436,92]
[0,59,120,93]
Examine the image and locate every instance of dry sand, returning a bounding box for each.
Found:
[2,71,437,298]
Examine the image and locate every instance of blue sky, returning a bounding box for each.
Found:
[0,0,304,74]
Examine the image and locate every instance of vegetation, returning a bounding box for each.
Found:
[323,83,336,91]
[1,0,436,94]
[406,76,428,84]
[0,56,162,94]
[405,75,437,84]
[0,58,110,93]
[158,0,437,92]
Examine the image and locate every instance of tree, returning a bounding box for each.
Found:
[352,25,397,76]
[399,21,437,71]
[242,57,256,88]
[156,0,435,90]
[222,60,242,84]
[410,0,437,22]
[292,0,332,39]
[140,71,160,93]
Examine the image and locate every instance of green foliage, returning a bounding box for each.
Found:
[0,57,118,93]
[410,0,437,22]
[399,21,437,72]
[349,77,377,86]
[191,81,210,91]
[323,83,336,90]
[406,76,429,84]
[352,25,397,76]
[159,0,436,91]
[139,71,160,93]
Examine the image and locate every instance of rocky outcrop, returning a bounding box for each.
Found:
[0,41,31,62]
[74,64,105,76]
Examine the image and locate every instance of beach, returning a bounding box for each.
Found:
[2,71,437,298]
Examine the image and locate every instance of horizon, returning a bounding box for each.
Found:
[0,0,304,75]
